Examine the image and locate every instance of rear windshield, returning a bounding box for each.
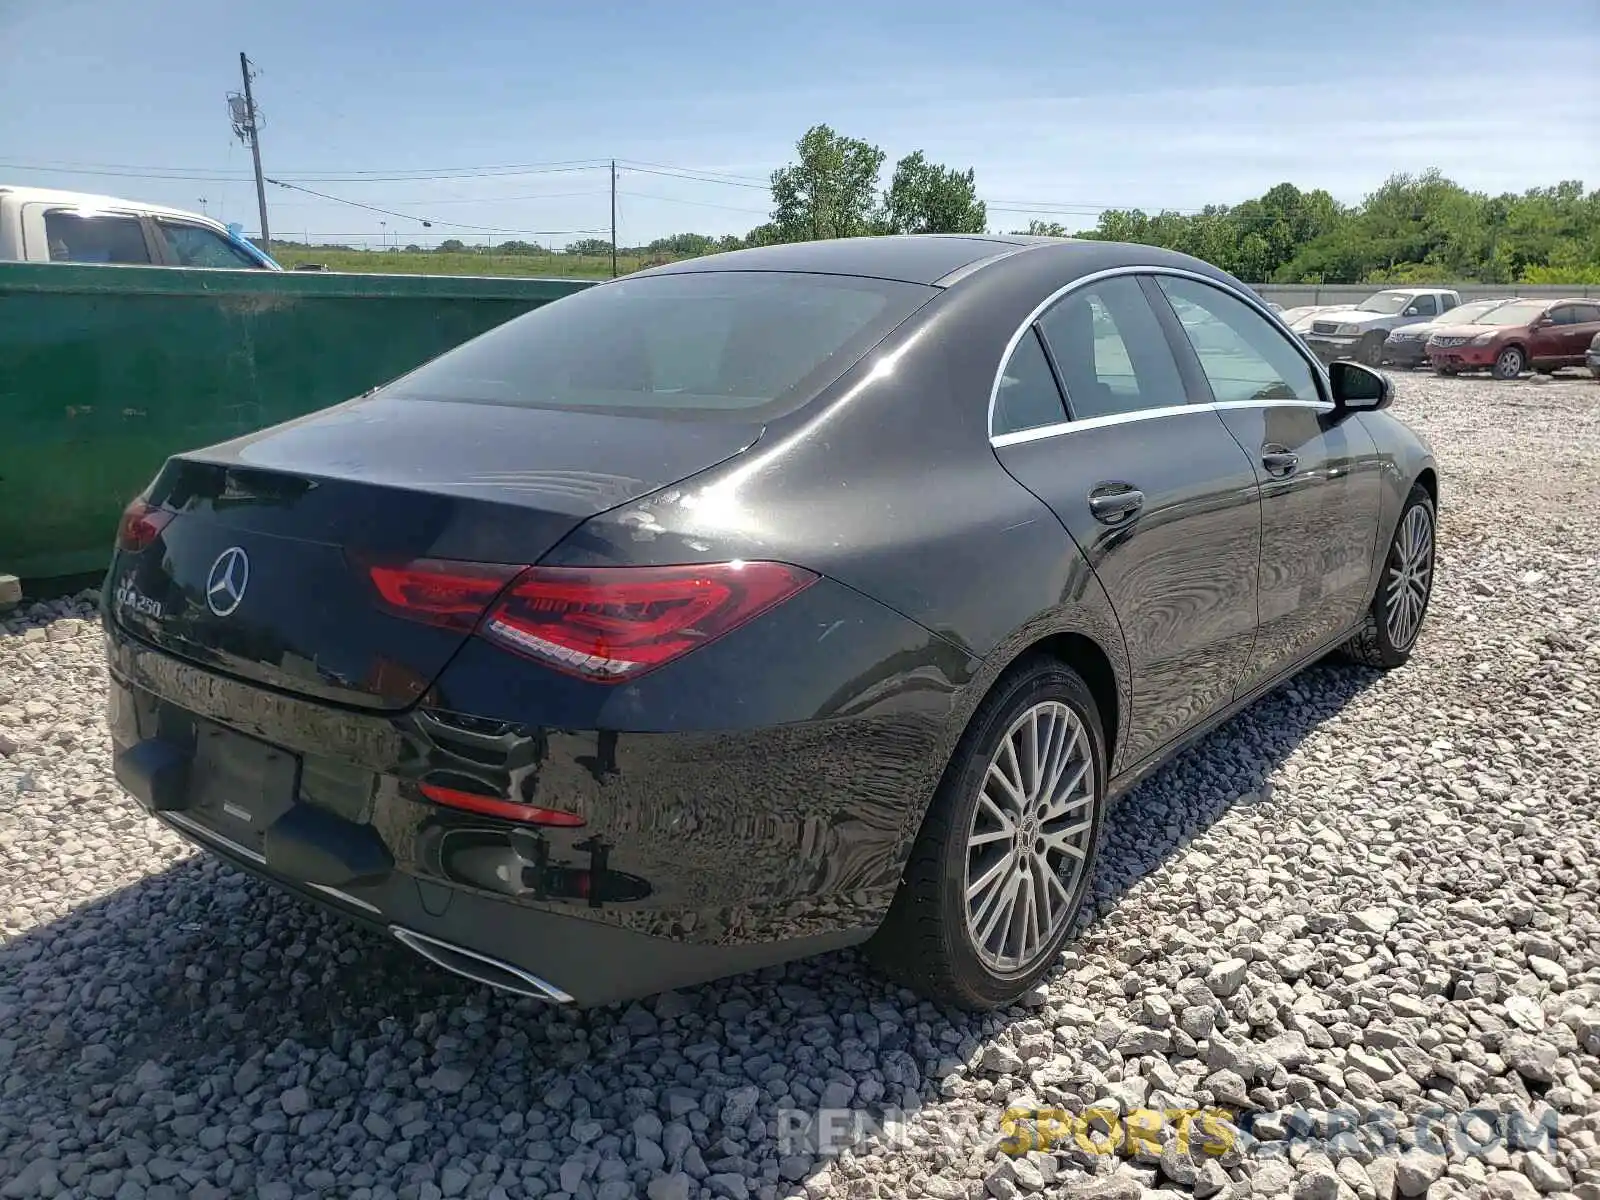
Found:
[381,270,935,419]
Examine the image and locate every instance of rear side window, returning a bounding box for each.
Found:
[1574,304,1600,324]
[382,271,934,419]
[158,221,263,269]
[992,329,1068,436]
[44,211,150,264]
[1036,275,1188,420]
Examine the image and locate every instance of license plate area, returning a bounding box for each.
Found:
[185,721,301,858]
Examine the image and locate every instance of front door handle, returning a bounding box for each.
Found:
[1261,446,1299,477]
[1087,483,1145,524]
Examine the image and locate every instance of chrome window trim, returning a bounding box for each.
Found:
[991,397,1334,448]
[986,263,1332,444]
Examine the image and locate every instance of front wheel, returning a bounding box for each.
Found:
[867,660,1106,1010]
[1493,345,1525,380]
[1359,334,1386,367]
[1341,484,1436,669]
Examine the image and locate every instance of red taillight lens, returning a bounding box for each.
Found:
[115,498,173,553]
[479,561,817,683]
[418,781,586,827]
[367,559,522,631]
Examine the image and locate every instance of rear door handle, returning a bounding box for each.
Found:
[1087,483,1145,524]
[1261,447,1299,477]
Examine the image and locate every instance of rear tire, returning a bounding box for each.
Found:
[1493,345,1525,380]
[1341,484,1436,670]
[867,659,1107,1011]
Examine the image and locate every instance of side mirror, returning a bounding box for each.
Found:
[1403,306,1419,317]
[1329,361,1392,411]
[1530,315,1553,328]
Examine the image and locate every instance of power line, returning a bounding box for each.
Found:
[264,177,608,236]
[619,191,770,216]
[617,163,770,190]
[618,159,771,186]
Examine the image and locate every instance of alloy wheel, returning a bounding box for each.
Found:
[963,700,1097,974]
[1385,503,1434,651]
[1496,347,1524,379]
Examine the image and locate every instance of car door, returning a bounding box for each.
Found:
[23,204,159,264]
[153,219,270,269]
[1149,274,1384,695]
[1406,294,1439,322]
[989,273,1263,767]
[1567,304,1600,363]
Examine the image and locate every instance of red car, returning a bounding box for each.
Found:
[1427,297,1600,379]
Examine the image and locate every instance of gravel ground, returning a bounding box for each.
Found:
[2,371,1598,1200]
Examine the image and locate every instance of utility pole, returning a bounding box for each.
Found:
[230,52,271,249]
[610,160,618,278]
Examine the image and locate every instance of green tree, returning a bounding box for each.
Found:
[881,151,987,234]
[768,124,886,242]
[1012,220,1069,237]
[435,239,468,253]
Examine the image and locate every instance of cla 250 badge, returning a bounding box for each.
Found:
[114,578,163,619]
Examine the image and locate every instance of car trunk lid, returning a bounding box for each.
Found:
[107,395,761,711]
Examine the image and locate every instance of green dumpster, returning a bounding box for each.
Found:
[0,262,596,580]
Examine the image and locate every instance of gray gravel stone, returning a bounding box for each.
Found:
[3,376,1600,1200]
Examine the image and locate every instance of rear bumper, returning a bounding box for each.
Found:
[103,581,969,1005]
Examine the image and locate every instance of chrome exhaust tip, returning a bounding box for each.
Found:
[389,926,574,1004]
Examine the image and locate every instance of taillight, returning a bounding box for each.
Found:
[367,559,522,631]
[115,498,173,553]
[480,562,817,682]
[367,558,816,683]
[418,781,586,827]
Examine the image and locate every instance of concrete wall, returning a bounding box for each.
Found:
[1251,282,1599,308]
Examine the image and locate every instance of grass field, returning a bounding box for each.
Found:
[268,247,675,278]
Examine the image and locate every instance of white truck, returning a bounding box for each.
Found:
[1300,287,1463,367]
[0,185,280,270]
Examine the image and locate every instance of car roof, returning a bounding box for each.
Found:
[633,233,1059,286]
[628,233,1241,289]
[0,184,218,229]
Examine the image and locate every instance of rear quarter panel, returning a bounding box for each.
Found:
[544,273,1136,778]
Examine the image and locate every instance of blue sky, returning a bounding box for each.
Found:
[2,0,1596,249]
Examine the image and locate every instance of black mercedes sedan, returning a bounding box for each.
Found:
[102,234,1438,1011]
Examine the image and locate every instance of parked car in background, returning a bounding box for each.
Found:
[102,234,1438,1011]
[0,185,281,269]
[1382,298,1514,368]
[1427,297,1600,379]
[1587,329,1600,380]
[1303,288,1463,366]
[1279,304,1345,332]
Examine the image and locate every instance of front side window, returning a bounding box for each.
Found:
[381,271,934,419]
[1156,276,1322,406]
[1409,295,1438,317]
[158,221,264,269]
[43,211,150,264]
[1035,275,1187,420]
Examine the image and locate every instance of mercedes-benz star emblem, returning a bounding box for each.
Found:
[205,547,250,617]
